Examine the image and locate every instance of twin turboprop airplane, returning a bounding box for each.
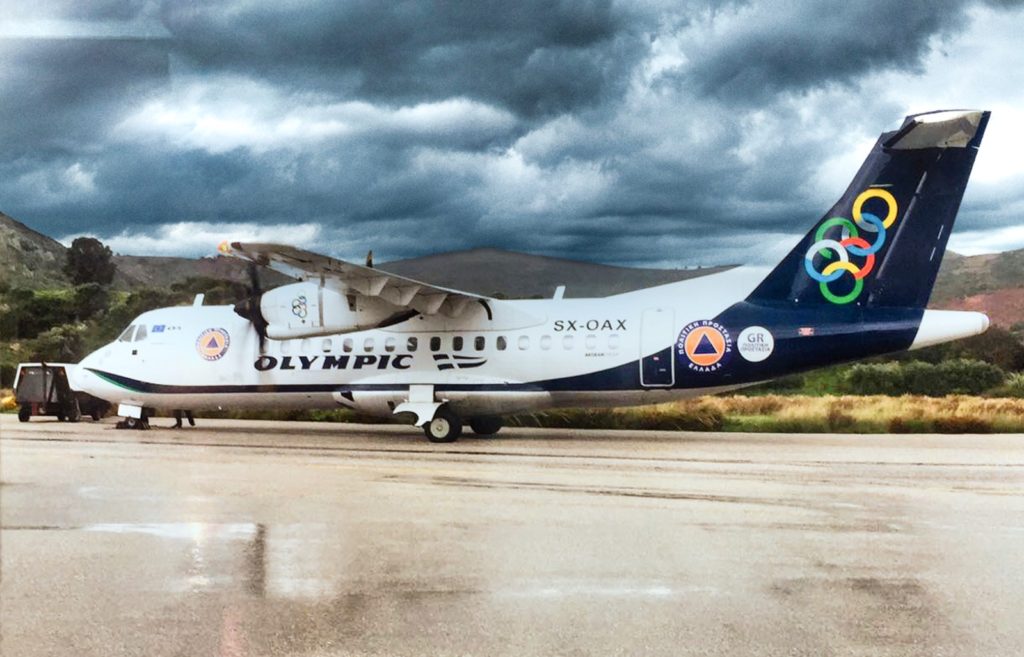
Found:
[74,109,992,441]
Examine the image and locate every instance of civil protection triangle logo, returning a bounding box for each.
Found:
[196,328,230,361]
[676,320,732,372]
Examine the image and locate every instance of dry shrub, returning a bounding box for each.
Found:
[933,415,994,434]
[826,402,855,431]
[888,416,910,433]
[715,395,785,415]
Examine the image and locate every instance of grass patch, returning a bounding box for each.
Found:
[6,389,1022,433]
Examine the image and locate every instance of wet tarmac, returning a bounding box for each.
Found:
[2,415,1024,657]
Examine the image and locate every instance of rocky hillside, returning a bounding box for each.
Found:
[0,212,68,288]
[0,212,259,290]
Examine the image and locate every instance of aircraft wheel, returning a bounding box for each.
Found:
[18,405,31,423]
[123,417,140,430]
[90,408,102,421]
[469,416,503,436]
[424,407,462,443]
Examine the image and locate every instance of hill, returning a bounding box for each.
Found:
[0,212,69,288]
[932,249,1024,303]
[378,248,730,298]
[0,212,272,291]
[1,210,1022,328]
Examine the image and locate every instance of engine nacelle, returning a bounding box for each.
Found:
[259,282,395,339]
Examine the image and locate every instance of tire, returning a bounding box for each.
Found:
[424,407,462,443]
[18,405,32,423]
[469,416,503,436]
[90,408,102,421]
[123,417,140,430]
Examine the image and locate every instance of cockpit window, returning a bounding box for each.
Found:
[118,325,136,342]
[135,325,148,342]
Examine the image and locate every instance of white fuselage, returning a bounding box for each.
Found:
[74,267,767,419]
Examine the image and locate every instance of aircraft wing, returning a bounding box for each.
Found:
[221,241,488,317]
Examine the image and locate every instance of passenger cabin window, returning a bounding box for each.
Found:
[430,337,441,352]
[343,338,354,353]
[384,337,397,353]
[407,337,418,352]
[540,335,552,351]
[496,336,507,351]
[608,333,620,350]
[280,340,290,354]
[474,336,485,351]
[453,336,464,351]
[363,338,374,352]
[118,325,136,342]
[562,334,573,350]
[517,335,530,350]
[585,334,597,350]
[134,325,148,341]
[322,338,333,353]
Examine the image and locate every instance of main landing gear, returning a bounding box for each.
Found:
[424,407,461,443]
[422,407,503,443]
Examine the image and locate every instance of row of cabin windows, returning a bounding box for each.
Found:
[116,324,619,353]
[290,334,621,354]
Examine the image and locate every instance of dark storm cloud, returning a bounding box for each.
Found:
[677,0,973,102]
[162,0,645,119]
[0,37,169,157]
[1,0,1022,265]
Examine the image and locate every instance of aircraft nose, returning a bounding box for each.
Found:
[73,348,113,399]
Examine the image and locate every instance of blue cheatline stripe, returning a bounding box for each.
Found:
[86,363,643,395]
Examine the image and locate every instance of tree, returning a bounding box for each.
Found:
[64,237,116,286]
[73,283,111,320]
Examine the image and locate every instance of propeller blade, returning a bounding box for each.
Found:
[231,262,269,353]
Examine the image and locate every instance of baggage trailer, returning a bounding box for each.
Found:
[13,363,110,422]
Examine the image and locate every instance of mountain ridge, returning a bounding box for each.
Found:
[2,210,1022,328]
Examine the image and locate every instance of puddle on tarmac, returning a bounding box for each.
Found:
[84,522,258,540]
[81,522,349,600]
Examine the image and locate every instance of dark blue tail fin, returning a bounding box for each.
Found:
[748,110,989,309]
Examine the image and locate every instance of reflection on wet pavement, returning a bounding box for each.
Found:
[2,416,1024,656]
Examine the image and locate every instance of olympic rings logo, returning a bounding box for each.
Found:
[291,295,308,319]
[804,188,898,304]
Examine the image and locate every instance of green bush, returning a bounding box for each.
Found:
[845,359,1005,397]
[908,327,1024,372]
[989,372,1024,398]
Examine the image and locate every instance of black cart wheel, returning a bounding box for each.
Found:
[424,407,462,443]
[468,416,503,436]
[18,405,32,423]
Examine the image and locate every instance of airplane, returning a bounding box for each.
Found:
[73,109,992,441]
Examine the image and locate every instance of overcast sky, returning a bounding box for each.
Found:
[1,0,1023,268]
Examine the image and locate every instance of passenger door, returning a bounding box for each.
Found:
[640,308,675,387]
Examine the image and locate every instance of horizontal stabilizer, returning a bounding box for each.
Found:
[909,310,989,350]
